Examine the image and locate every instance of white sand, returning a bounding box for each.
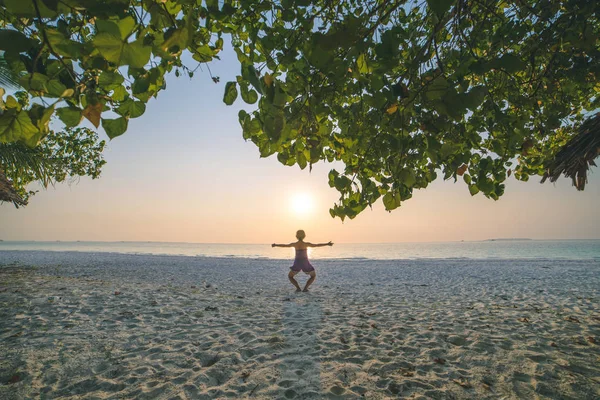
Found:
[0,251,599,399]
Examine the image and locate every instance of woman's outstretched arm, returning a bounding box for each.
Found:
[306,241,334,247]
[272,243,295,247]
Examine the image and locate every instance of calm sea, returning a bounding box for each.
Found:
[0,240,598,260]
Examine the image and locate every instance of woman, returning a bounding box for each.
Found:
[272,230,333,292]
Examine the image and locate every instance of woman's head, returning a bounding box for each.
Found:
[296,230,306,240]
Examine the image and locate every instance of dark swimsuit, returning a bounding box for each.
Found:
[290,249,315,273]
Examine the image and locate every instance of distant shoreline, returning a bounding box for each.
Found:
[484,238,533,241]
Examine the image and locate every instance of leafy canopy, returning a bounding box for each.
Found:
[0,126,106,204]
[0,0,598,218]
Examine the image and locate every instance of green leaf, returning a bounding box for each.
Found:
[477,179,494,195]
[19,73,49,92]
[238,109,248,124]
[357,53,370,74]
[5,96,20,110]
[397,169,416,187]
[128,102,146,119]
[264,112,285,141]
[277,151,290,165]
[468,184,479,196]
[240,113,261,140]
[0,109,40,144]
[98,71,125,90]
[122,41,152,68]
[95,20,121,37]
[132,77,150,95]
[425,76,450,100]
[382,191,401,211]
[469,60,491,74]
[111,85,128,102]
[427,0,456,17]
[93,32,125,64]
[441,95,466,120]
[193,45,214,62]
[272,85,287,107]
[3,0,32,16]
[305,44,332,69]
[297,151,307,169]
[57,107,83,127]
[462,86,487,110]
[102,117,128,139]
[223,81,238,105]
[495,53,527,73]
[117,16,136,40]
[162,27,190,52]
[41,0,59,11]
[334,176,352,191]
[94,33,151,68]
[46,29,82,58]
[242,64,263,95]
[28,104,55,136]
[258,140,279,158]
[46,79,67,97]
[0,29,35,52]
[240,83,258,104]
[206,0,219,12]
[116,99,146,118]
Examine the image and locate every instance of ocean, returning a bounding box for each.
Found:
[0,239,598,260]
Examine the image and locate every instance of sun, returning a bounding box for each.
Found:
[290,193,314,216]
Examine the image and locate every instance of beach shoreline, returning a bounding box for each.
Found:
[1,251,599,399]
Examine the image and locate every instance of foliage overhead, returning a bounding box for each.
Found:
[0,126,106,204]
[0,0,598,218]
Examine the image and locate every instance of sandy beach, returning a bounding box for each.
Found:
[1,251,599,399]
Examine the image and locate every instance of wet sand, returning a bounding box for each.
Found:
[0,251,599,399]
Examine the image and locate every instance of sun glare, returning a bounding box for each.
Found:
[290,193,314,216]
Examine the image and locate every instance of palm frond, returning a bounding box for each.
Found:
[0,143,58,188]
[0,53,21,90]
[541,113,600,190]
[0,168,26,208]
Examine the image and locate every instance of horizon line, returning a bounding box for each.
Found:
[1,238,599,245]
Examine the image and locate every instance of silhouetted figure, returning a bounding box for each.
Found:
[272,230,333,292]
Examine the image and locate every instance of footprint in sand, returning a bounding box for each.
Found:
[329,385,345,395]
[125,377,138,385]
[527,353,547,362]
[513,372,531,382]
[350,385,367,395]
[446,335,468,346]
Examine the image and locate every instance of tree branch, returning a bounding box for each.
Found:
[32,0,79,84]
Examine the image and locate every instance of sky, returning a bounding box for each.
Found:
[1,49,599,243]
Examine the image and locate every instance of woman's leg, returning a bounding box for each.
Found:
[288,270,302,291]
[303,271,316,292]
